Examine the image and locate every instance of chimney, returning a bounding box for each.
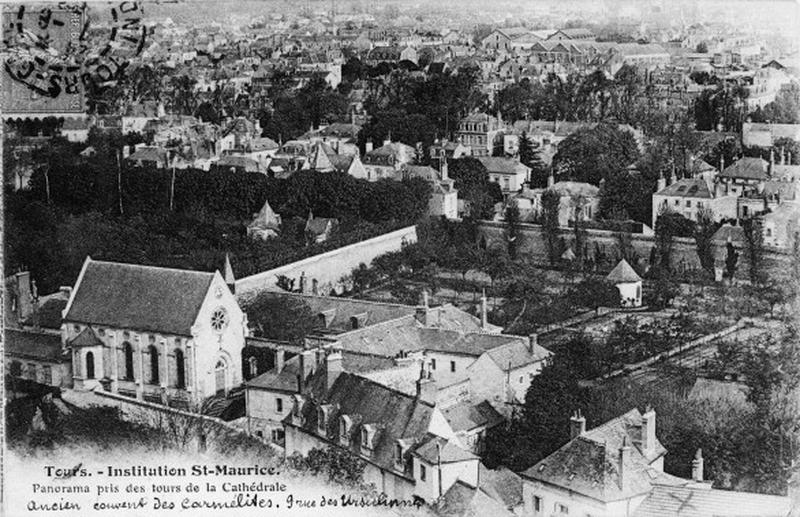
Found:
[618,436,631,490]
[441,158,448,181]
[365,140,373,153]
[669,163,677,185]
[415,365,437,405]
[326,350,343,391]
[15,271,33,323]
[275,348,285,373]
[657,171,666,192]
[642,405,656,454]
[415,290,430,326]
[547,170,555,188]
[223,253,235,294]
[298,348,314,391]
[383,138,391,147]
[770,148,775,176]
[480,290,488,330]
[719,155,725,173]
[570,410,586,439]
[692,448,704,482]
[528,334,538,354]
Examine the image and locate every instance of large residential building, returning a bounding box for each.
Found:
[521,408,790,517]
[456,113,505,157]
[477,157,531,195]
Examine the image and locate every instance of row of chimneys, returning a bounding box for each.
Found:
[569,407,706,488]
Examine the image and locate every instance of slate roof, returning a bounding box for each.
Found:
[437,480,512,517]
[248,200,282,231]
[719,157,769,180]
[485,340,553,370]
[655,177,713,198]
[216,155,261,172]
[478,465,523,511]
[411,433,479,464]
[632,484,790,517]
[290,372,441,477]
[607,259,642,284]
[711,224,746,244]
[476,157,530,176]
[441,400,504,433]
[5,329,68,363]
[521,409,674,503]
[69,326,105,348]
[127,146,168,164]
[327,154,354,173]
[64,259,215,336]
[246,355,302,392]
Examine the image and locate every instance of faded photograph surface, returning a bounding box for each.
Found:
[2,1,800,515]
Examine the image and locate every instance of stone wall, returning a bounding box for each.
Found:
[236,226,418,297]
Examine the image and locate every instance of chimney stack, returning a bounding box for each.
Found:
[275,348,285,373]
[692,448,704,482]
[528,333,538,354]
[415,290,430,326]
[657,171,666,192]
[415,365,437,405]
[441,158,448,181]
[365,140,373,154]
[618,436,631,490]
[719,155,725,174]
[326,349,343,391]
[480,290,488,330]
[570,410,586,439]
[14,271,33,323]
[547,170,555,188]
[298,347,315,391]
[642,405,656,454]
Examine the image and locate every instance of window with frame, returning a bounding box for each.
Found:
[555,502,569,514]
[533,496,541,513]
[450,361,456,373]
[276,397,283,413]
[419,464,426,481]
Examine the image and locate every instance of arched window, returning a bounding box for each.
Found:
[86,351,95,379]
[148,345,159,385]
[123,342,134,380]
[215,359,227,395]
[248,356,258,379]
[175,349,185,389]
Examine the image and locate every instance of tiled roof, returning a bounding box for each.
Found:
[64,259,214,336]
[632,485,790,517]
[5,329,68,363]
[719,157,768,180]
[607,259,642,283]
[522,409,671,502]
[655,177,713,198]
[442,400,504,433]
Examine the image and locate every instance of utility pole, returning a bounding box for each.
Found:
[117,149,124,216]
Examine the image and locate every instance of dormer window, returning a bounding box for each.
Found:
[339,415,352,446]
[361,424,378,457]
[394,439,408,470]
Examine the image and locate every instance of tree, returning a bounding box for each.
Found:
[654,208,695,270]
[542,189,561,265]
[241,292,317,343]
[694,207,719,274]
[449,158,503,219]
[568,278,619,313]
[599,170,653,224]
[725,242,739,279]
[743,216,766,284]
[552,123,640,185]
[648,268,680,310]
[504,200,522,260]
